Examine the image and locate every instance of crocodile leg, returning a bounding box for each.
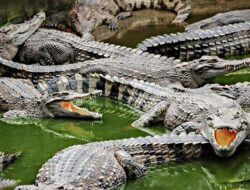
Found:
[115,0,132,20]
[107,17,120,31]
[18,41,75,65]
[171,122,201,135]
[132,101,169,128]
[115,149,146,179]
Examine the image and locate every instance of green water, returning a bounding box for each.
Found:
[0,98,151,185]
[1,0,250,189]
[1,97,250,190]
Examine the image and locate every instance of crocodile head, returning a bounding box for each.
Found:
[44,91,102,119]
[0,12,45,60]
[201,107,249,157]
[69,1,105,40]
[2,90,102,120]
[176,56,250,88]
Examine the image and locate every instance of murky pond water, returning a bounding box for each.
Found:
[1,0,250,189]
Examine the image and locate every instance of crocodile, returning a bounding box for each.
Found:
[0,151,21,172]
[4,53,250,88]
[207,82,250,109]
[186,9,250,32]
[0,77,102,119]
[0,178,17,189]
[0,56,248,157]
[0,151,21,189]
[45,0,191,37]
[137,22,250,61]
[15,133,209,190]
[15,27,250,78]
[16,28,171,65]
[13,75,250,189]
[0,12,45,60]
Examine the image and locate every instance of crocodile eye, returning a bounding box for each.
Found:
[241,121,248,130]
[234,112,240,119]
[207,58,218,63]
[194,64,212,73]
[207,117,212,121]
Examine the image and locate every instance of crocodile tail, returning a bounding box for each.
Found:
[87,74,161,112]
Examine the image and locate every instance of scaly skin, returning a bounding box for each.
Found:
[0,179,17,189]
[186,9,250,31]
[0,57,248,157]
[68,0,191,36]
[16,29,250,88]
[15,133,208,190]
[0,78,102,119]
[17,28,170,65]
[206,82,250,112]
[14,75,250,189]
[0,56,247,158]
[0,151,21,189]
[3,54,250,88]
[0,151,21,171]
[0,12,45,60]
[137,22,250,61]
[0,59,247,189]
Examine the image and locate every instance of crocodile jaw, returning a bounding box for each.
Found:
[59,101,102,119]
[46,91,102,120]
[213,128,245,157]
[202,127,246,158]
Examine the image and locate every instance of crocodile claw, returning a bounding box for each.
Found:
[108,22,119,31]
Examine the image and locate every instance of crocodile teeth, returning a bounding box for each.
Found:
[214,128,238,147]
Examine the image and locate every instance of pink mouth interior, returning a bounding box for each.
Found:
[214,128,238,147]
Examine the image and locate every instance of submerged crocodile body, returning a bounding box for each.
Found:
[186,9,250,31]
[0,151,21,189]
[137,22,250,61]
[13,74,250,189]
[53,0,191,37]
[0,151,20,172]
[0,12,45,60]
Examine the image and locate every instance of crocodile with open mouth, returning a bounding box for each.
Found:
[0,77,102,119]
[1,39,249,190]
[14,73,250,189]
[0,56,249,157]
[0,12,45,60]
